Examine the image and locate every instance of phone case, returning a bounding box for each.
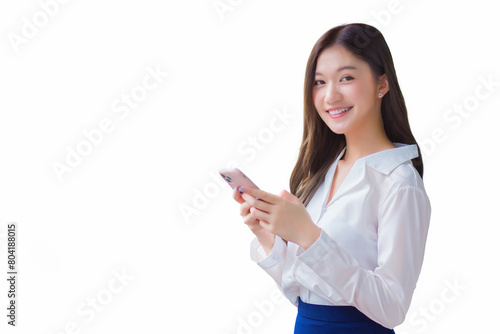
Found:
[218,168,259,190]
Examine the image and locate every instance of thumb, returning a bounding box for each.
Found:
[279,189,299,203]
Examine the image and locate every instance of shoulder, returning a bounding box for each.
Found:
[363,142,424,192]
[370,160,430,212]
[378,161,431,213]
[388,161,425,191]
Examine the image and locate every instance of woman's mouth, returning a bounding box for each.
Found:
[328,106,352,119]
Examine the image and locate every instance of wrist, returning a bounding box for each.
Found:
[298,225,321,250]
[257,234,275,255]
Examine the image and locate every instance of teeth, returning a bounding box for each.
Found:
[329,106,352,115]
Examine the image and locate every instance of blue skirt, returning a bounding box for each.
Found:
[294,298,395,334]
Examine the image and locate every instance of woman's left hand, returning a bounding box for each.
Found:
[239,187,321,250]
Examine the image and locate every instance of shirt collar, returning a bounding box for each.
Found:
[338,142,419,175]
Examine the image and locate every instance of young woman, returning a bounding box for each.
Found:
[232,23,431,333]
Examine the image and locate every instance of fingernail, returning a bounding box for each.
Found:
[256,197,260,200]
[239,187,246,192]
[235,186,239,191]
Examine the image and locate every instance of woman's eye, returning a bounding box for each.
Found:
[341,76,354,82]
[313,80,325,86]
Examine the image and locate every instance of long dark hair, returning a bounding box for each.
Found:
[290,23,424,207]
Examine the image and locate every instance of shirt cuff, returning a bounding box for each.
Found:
[250,235,287,269]
[296,228,336,266]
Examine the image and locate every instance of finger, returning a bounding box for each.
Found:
[240,192,270,205]
[257,218,273,233]
[279,189,300,204]
[246,221,262,234]
[239,187,279,204]
[242,214,261,228]
[232,187,245,204]
[248,206,271,224]
[240,192,256,203]
[242,193,273,213]
[240,202,252,217]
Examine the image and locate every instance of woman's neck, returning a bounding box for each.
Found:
[341,131,395,164]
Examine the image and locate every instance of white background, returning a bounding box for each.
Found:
[0,0,499,333]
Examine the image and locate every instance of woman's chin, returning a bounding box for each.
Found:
[327,125,349,135]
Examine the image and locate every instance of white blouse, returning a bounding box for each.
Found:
[249,142,431,329]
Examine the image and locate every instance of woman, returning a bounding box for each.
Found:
[232,23,431,333]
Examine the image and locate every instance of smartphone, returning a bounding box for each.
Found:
[218,168,260,190]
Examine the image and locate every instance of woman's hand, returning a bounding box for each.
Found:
[238,187,321,250]
[232,187,275,254]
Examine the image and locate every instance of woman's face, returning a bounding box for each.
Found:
[312,44,387,136]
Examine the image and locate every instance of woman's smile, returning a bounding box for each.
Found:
[327,106,353,118]
[312,44,385,137]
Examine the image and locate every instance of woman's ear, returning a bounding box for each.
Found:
[378,73,390,96]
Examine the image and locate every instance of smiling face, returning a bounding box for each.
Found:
[312,44,388,137]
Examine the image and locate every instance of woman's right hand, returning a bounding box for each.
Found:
[232,187,275,254]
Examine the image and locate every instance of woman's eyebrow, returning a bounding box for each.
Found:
[315,65,358,76]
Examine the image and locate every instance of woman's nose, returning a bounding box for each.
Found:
[324,83,341,105]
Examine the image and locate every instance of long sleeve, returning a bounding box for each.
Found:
[249,235,287,286]
[293,186,431,329]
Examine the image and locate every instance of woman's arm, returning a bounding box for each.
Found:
[293,186,431,329]
[234,187,289,285]
[250,234,288,285]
